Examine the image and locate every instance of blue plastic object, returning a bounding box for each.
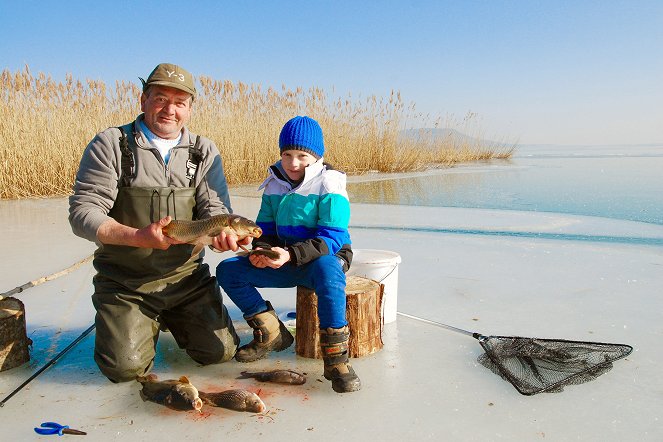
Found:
[287,311,296,319]
[34,422,71,436]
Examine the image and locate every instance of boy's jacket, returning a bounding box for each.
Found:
[254,158,353,270]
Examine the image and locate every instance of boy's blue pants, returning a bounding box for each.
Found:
[216,254,348,329]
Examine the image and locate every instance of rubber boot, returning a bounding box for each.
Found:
[320,326,362,393]
[235,301,294,363]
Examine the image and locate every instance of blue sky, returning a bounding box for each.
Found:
[2,0,661,145]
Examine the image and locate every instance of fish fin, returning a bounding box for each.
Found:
[207,229,222,238]
[179,376,191,384]
[136,373,157,383]
[237,371,253,379]
[190,243,204,258]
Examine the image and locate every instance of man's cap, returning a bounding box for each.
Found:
[279,116,325,159]
[139,63,197,97]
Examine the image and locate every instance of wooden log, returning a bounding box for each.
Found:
[295,276,384,359]
[0,297,31,372]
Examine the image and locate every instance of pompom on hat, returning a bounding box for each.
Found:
[279,116,324,159]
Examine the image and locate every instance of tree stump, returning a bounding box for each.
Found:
[0,297,31,372]
[295,276,384,359]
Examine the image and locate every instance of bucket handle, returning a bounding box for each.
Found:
[376,265,398,329]
[374,264,398,284]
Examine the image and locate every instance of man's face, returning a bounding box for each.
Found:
[140,85,192,139]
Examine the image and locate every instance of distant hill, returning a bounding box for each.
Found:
[398,128,508,147]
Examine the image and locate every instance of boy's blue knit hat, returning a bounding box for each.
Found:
[279,116,324,159]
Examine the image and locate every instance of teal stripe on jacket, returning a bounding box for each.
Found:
[259,193,350,229]
[258,192,350,250]
[256,158,351,255]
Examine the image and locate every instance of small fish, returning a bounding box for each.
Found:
[239,369,307,385]
[249,248,281,260]
[162,214,262,257]
[136,374,203,412]
[199,389,266,413]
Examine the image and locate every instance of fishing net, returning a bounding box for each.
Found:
[396,312,633,396]
[475,335,633,395]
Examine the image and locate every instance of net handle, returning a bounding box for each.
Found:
[397,311,481,339]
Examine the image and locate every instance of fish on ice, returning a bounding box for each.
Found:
[199,389,266,413]
[239,369,307,385]
[136,374,203,412]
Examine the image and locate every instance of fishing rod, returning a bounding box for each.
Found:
[0,255,96,407]
[1,255,93,298]
[0,323,96,407]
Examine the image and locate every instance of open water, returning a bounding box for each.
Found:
[347,144,663,226]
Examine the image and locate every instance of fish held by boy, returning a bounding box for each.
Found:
[248,248,281,260]
[199,389,266,413]
[239,369,307,385]
[136,374,203,412]
[162,214,263,257]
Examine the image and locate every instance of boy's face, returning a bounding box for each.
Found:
[281,150,318,181]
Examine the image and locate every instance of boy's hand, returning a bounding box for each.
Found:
[249,247,290,269]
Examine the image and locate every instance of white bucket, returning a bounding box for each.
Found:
[347,249,401,323]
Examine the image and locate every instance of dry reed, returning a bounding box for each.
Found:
[0,65,514,200]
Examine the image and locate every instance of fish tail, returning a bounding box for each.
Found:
[136,373,157,383]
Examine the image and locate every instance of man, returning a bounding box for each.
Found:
[69,63,247,382]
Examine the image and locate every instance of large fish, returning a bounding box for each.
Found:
[239,369,306,385]
[199,389,266,413]
[162,214,262,257]
[136,374,203,412]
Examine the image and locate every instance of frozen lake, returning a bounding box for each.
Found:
[1,143,662,440]
[347,144,663,227]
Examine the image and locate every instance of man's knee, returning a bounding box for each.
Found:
[187,347,235,365]
[95,349,153,383]
[186,328,238,365]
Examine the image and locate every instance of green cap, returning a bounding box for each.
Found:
[139,63,197,97]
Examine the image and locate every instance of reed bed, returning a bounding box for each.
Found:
[0,65,514,199]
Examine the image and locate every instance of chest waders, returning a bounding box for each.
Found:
[93,124,203,293]
[91,125,239,383]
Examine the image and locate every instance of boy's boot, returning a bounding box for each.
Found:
[235,301,294,362]
[319,326,362,393]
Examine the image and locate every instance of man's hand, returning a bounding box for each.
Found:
[137,216,186,249]
[97,216,184,249]
[249,246,290,269]
[211,231,253,252]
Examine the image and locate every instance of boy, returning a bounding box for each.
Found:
[216,116,360,393]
